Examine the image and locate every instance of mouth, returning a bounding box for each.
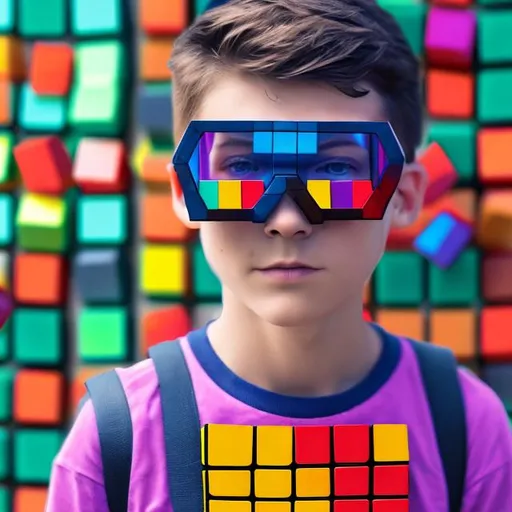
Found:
[254,261,322,281]
[256,261,321,271]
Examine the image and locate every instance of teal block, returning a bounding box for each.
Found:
[192,243,222,299]
[13,309,63,365]
[194,0,211,16]
[427,122,476,182]
[477,69,512,122]
[0,322,8,361]
[0,428,9,479]
[0,195,13,246]
[429,248,479,306]
[375,251,425,305]
[77,195,128,245]
[0,368,13,422]
[19,0,66,37]
[478,11,512,65]
[72,0,123,36]
[14,429,64,484]
[75,41,126,84]
[77,307,129,362]
[19,84,66,133]
[0,0,14,33]
[0,487,10,512]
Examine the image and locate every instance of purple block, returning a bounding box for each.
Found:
[425,7,477,68]
[331,181,353,208]
[433,219,473,269]
[0,289,13,330]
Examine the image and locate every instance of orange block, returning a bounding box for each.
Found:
[0,36,25,81]
[140,0,188,36]
[140,38,173,81]
[375,309,426,340]
[482,252,512,302]
[477,190,512,250]
[14,487,48,512]
[480,306,512,360]
[429,309,476,359]
[13,253,67,305]
[477,128,512,185]
[0,79,15,125]
[426,70,474,119]
[141,153,171,185]
[14,370,63,424]
[30,42,73,96]
[71,366,115,413]
[418,142,458,205]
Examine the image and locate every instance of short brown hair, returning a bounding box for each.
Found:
[169,0,423,162]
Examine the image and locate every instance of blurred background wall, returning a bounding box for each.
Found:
[0,0,511,509]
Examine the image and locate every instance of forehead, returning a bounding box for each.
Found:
[196,72,386,123]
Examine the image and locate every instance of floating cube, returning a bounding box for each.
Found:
[478,190,512,250]
[75,41,126,85]
[19,0,66,37]
[19,84,67,132]
[478,10,512,65]
[0,132,16,188]
[477,69,512,122]
[13,136,73,194]
[0,0,15,32]
[30,42,73,96]
[137,84,173,135]
[0,79,17,126]
[71,0,124,36]
[0,36,25,81]
[477,127,512,185]
[16,193,70,252]
[0,194,13,246]
[140,0,188,35]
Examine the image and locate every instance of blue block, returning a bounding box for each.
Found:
[298,132,318,154]
[253,132,273,154]
[0,195,13,246]
[414,212,456,256]
[19,84,66,133]
[273,131,297,154]
[71,0,123,36]
[0,0,14,32]
[137,85,173,135]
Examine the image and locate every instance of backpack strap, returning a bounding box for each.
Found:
[84,370,133,512]
[149,340,203,511]
[410,340,467,512]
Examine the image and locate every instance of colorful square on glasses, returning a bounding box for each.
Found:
[173,121,404,223]
[201,424,410,512]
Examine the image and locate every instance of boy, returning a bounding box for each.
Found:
[47,0,512,510]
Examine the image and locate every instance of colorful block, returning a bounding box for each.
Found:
[141,153,171,185]
[430,309,476,359]
[0,368,13,421]
[0,251,8,289]
[0,428,9,480]
[16,193,70,252]
[140,38,173,81]
[373,425,409,462]
[481,307,512,360]
[13,136,73,194]
[77,195,128,245]
[14,487,46,512]
[141,245,187,297]
[413,211,473,269]
[75,41,126,85]
[0,0,14,33]
[376,309,426,341]
[426,70,474,119]
[0,132,15,188]
[0,36,25,81]
[0,289,12,331]
[478,190,512,250]
[19,84,66,132]
[477,69,512,122]
[193,243,222,299]
[219,180,242,209]
[140,0,188,35]
[19,0,66,37]
[482,253,512,302]
[29,42,73,96]
[0,194,13,246]
[0,79,17,126]
[137,84,173,135]
[73,138,129,192]
[482,364,512,410]
[477,127,512,184]
[478,10,512,64]
[425,7,476,69]
[72,0,123,36]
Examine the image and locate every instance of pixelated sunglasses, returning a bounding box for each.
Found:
[172,121,405,224]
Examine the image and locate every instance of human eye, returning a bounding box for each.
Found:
[314,159,361,178]
[221,157,260,177]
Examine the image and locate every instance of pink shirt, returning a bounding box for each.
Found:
[47,327,512,511]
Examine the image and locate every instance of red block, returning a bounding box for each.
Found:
[418,142,458,205]
[373,499,409,512]
[374,465,409,496]
[334,466,369,496]
[353,180,373,208]
[241,180,265,209]
[0,288,13,329]
[294,426,331,464]
[30,42,73,96]
[13,136,73,194]
[73,138,130,193]
[334,425,370,463]
[334,500,370,512]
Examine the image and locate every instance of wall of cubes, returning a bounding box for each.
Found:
[0,0,510,509]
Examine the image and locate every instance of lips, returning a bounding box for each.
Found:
[257,261,319,271]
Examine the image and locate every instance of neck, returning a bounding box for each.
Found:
[207,290,382,397]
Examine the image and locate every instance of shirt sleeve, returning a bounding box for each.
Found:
[46,400,109,512]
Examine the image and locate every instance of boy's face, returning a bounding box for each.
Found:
[172,73,426,327]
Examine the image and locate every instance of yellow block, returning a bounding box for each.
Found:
[207,424,253,467]
[295,468,330,498]
[256,426,293,466]
[208,470,251,497]
[210,500,252,512]
[256,503,291,512]
[307,180,331,209]
[0,252,8,290]
[17,194,66,227]
[132,136,152,177]
[254,469,292,499]
[0,36,25,81]
[373,424,409,462]
[218,180,242,209]
[295,502,330,512]
[140,244,186,296]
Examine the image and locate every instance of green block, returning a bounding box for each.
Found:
[19,84,66,133]
[0,368,14,422]
[0,428,10,479]
[0,0,14,33]
[14,429,64,484]
[72,0,123,36]
[428,248,479,306]
[194,0,211,16]
[478,69,512,123]
[378,3,426,56]
[427,122,476,182]
[75,41,126,84]
[0,487,10,512]
[0,322,9,362]
[193,243,222,299]
[0,195,13,246]
[478,0,511,5]
[199,181,219,209]
[375,251,424,305]
[69,83,124,136]
[13,309,63,365]
[78,307,128,362]
[0,133,16,186]
[478,11,512,65]
[16,194,70,252]
[64,134,83,158]
[19,0,66,37]
[77,195,128,245]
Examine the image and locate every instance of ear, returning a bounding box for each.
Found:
[168,164,201,230]
[390,161,427,229]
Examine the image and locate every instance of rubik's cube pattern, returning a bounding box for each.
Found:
[201,424,409,511]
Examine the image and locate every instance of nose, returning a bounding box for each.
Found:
[263,196,314,239]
